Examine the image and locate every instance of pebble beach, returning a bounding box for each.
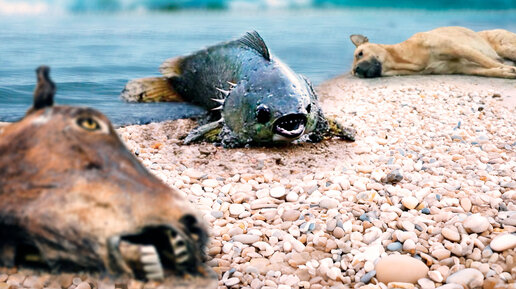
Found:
[1,74,516,289]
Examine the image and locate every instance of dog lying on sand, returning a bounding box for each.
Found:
[350,26,516,78]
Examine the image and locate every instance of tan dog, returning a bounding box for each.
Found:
[350,26,516,78]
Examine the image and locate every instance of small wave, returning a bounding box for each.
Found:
[1,0,516,15]
[0,0,50,15]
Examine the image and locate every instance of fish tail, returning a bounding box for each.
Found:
[120,77,183,103]
[159,56,184,78]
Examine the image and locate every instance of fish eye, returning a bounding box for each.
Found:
[256,104,271,124]
[306,104,312,113]
[357,51,363,58]
[77,117,100,131]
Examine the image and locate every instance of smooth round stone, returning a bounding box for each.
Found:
[224,277,240,286]
[387,242,403,251]
[319,197,339,209]
[375,255,429,284]
[229,204,245,216]
[490,234,516,251]
[402,197,419,210]
[286,191,299,202]
[463,214,489,233]
[403,239,416,252]
[281,209,300,222]
[445,268,483,289]
[428,271,444,283]
[441,227,461,242]
[270,186,286,198]
[417,278,435,289]
[333,227,345,239]
[431,248,451,260]
[233,234,260,244]
[360,270,376,283]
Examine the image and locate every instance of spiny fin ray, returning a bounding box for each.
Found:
[238,31,270,61]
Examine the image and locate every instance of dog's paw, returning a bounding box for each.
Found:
[500,66,516,78]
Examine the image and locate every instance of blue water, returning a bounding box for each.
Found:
[0,9,515,124]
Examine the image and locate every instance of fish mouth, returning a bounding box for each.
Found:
[272,114,307,140]
[108,222,206,281]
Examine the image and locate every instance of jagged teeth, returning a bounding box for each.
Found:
[215,87,230,96]
[140,245,164,281]
[211,98,225,104]
[170,234,190,265]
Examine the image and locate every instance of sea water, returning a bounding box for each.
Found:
[0,7,515,125]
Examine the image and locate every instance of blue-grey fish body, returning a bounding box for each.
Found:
[121,31,354,147]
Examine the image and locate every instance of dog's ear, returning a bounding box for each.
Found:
[350,34,369,47]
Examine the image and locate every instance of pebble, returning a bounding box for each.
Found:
[384,169,403,184]
[286,191,299,202]
[490,234,516,251]
[224,277,240,286]
[445,268,483,289]
[233,234,260,244]
[417,278,435,289]
[387,242,403,251]
[319,197,338,209]
[402,197,419,210]
[431,248,451,260]
[229,203,245,216]
[441,227,461,242]
[375,255,429,284]
[270,186,286,198]
[428,271,444,283]
[360,270,376,283]
[281,209,300,221]
[463,214,489,233]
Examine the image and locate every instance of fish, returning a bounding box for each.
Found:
[0,66,216,287]
[121,31,355,147]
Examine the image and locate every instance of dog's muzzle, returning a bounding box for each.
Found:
[354,58,382,78]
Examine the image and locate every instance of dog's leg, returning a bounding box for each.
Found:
[444,45,507,69]
[459,66,516,79]
[383,69,424,76]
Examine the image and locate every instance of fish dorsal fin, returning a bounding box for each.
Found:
[159,56,184,78]
[239,31,270,61]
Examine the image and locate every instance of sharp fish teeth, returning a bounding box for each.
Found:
[211,98,225,104]
[227,81,237,87]
[139,245,164,281]
[170,234,190,265]
[215,87,230,96]
[211,105,223,111]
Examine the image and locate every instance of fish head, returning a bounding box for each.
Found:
[222,59,319,144]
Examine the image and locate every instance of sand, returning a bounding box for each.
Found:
[1,74,515,289]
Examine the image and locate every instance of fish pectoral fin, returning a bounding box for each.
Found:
[325,117,356,141]
[120,77,183,103]
[159,56,184,78]
[183,120,224,144]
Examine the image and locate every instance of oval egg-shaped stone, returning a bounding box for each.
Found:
[375,254,429,284]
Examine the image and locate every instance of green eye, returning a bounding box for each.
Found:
[77,117,100,131]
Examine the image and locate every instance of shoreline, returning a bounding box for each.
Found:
[1,74,515,288]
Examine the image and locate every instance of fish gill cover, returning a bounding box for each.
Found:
[2,0,516,14]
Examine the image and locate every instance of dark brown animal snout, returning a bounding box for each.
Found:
[354,58,383,78]
[0,66,209,281]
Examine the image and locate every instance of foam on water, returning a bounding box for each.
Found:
[2,0,516,15]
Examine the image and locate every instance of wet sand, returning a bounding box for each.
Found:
[1,74,515,288]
